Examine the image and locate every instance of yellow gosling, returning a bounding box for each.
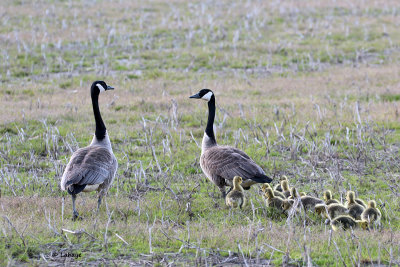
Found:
[346,191,365,220]
[331,215,369,231]
[361,200,381,225]
[323,190,340,205]
[262,183,285,199]
[281,180,291,198]
[265,188,284,210]
[273,175,288,192]
[315,203,348,219]
[226,176,246,209]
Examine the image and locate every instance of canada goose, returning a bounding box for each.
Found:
[323,190,340,205]
[261,183,285,199]
[264,188,284,210]
[281,180,291,198]
[226,176,246,209]
[315,203,348,219]
[346,191,365,220]
[331,215,369,231]
[60,81,118,220]
[190,89,272,197]
[273,175,288,192]
[361,200,381,225]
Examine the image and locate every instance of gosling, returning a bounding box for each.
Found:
[262,183,285,199]
[346,191,365,220]
[281,180,291,198]
[323,190,340,205]
[282,195,323,211]
[226,176,246,209]
[345,191,367,208]
[361,200,381,225]
[288,187,300,200]
[273,175,288,192]
[264,188,284,210]
[315,203,348,219]
[331,215,369,231]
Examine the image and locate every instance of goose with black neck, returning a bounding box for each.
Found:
[189,89,273,198]
[60,81,118,220]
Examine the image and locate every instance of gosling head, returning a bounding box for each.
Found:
[315,204,327,215]
[189,89,214,102]
[368,200,377,208]
[346,191,355,204]
[91,80,114,95]
[233,176,243,186]
[324,190,332,201]
[261,183,271,192]
[282,200,293,211]
[358,220,370,231]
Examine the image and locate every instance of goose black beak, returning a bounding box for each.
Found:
[107,85,114,90]
[189,93,201,99]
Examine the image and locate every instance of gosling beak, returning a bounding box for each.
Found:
[189,93,201,99]
[107,85,114,90]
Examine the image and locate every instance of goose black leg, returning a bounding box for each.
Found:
[72,194,80,220]
[97,195,103,211]
[219,187,227,199]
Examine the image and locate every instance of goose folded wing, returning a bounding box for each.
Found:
[63,146,115,187]
[205,149,265,181]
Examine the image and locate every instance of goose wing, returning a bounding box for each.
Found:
[61,145,116,190]
[203,146,271,183]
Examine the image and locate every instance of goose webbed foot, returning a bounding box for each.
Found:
[72,211,82,221]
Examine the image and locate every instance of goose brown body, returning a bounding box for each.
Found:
[190,89,272,197]
[60,81,117,220]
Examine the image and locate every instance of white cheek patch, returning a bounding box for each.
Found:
[201,91,213,101]
[96,84,106,92]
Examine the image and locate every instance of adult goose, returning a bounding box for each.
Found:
[60,81,118,220]
[189,89,272,197]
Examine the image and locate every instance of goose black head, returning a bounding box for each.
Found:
[189,89,214,101]
[91,81,114,94]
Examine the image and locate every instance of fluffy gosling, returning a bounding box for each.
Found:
[281,180,291,198]
[315,203,348,219]
[300,195,324,211]
[265,188,284,210]
[226,176,246,209]
[346,191,365,220]
[273,175,288,192]
[288,187,300,200]
[331,215,369,231]
[323,190,340,205]
[361,200,381,225]
[262,183,285,199]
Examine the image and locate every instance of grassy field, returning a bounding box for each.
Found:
[0,0,400,265]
